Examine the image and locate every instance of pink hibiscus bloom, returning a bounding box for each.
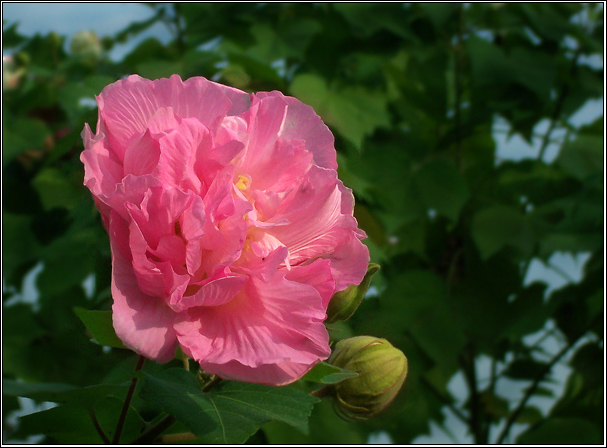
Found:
[81,74,369,385]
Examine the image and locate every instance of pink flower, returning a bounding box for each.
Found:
[81,74,369,385]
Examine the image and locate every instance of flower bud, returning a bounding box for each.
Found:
[326,263,380,323]
[2,55,26,91]
[70,31,102,64]
[328,336,407,420]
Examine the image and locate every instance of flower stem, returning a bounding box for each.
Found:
[88,408,110,444]
[112,355,145,444]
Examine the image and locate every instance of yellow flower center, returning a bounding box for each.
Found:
[235,175,249,191]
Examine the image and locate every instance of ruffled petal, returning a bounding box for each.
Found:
[98,75,234,160]
[256,91,337,170]
[175,268,330,382]
[109,210,179,362]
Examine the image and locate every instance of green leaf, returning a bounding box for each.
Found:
[31,168,81,211]
[516,417,602,445]
[73,308,127,349]
[289,74,390,149]
[556,135,603,182]
[301,362,359,384]
[140,368,319,444]
[263,399,366,444]
[503,358,549,380]
[515,406,544,425]
[2,379,127,408]
[2,116,50,167]
[413,160,469,222]
[11,396,144,444]
[383,271,466,371]
[471,205,526,259]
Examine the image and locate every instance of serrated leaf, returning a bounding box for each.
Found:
[301,362,359,384]
[140,368,319,444]
[73,307,127,349]
[289,74,389,149]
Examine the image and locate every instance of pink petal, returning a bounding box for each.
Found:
[109,211,179,362]
[256,91,338,170]
[198,359,320,386]
[157,117,210,194]
[285,259,335,309]
[169,272,247,312]
[81,125,123,201]
[238,95,288,173]
[122,130,161,177]
[98,75,234,160]
[324,230,369,292]
[175,269,330,383]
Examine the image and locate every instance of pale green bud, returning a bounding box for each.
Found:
[326,263,380,324]
[70,31,102,63]
[328,336,407,420]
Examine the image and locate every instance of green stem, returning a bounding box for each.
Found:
[88,408,110,444]
[112,355,145,444]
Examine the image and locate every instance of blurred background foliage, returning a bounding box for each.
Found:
[2,3,604,444]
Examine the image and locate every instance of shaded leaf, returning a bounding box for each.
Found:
[140,368,319,444]
[73,308,127,349]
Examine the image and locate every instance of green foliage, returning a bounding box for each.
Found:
[140,369,318,444]
[2,2,603,445]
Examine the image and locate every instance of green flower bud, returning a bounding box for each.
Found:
[328,336,407,420]
[326,263,380,323]
[70,31,102,64]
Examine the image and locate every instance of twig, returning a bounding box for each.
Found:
[419,376,468,425]
[495,325,591,444]
[112,355,145,444]
[537,48,582,161]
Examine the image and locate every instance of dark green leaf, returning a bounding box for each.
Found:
[2,379,127,408]
[73,308,127,349]
[414,160,469,222]
[516,417,602,445]
[11,396,144,444]
[471,205,527,259]
[140,368,319,444]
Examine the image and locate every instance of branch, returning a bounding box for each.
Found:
[419,376,469,425]
[459,345,487,444]
[537,48,582,161]
[495,326,590,444]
